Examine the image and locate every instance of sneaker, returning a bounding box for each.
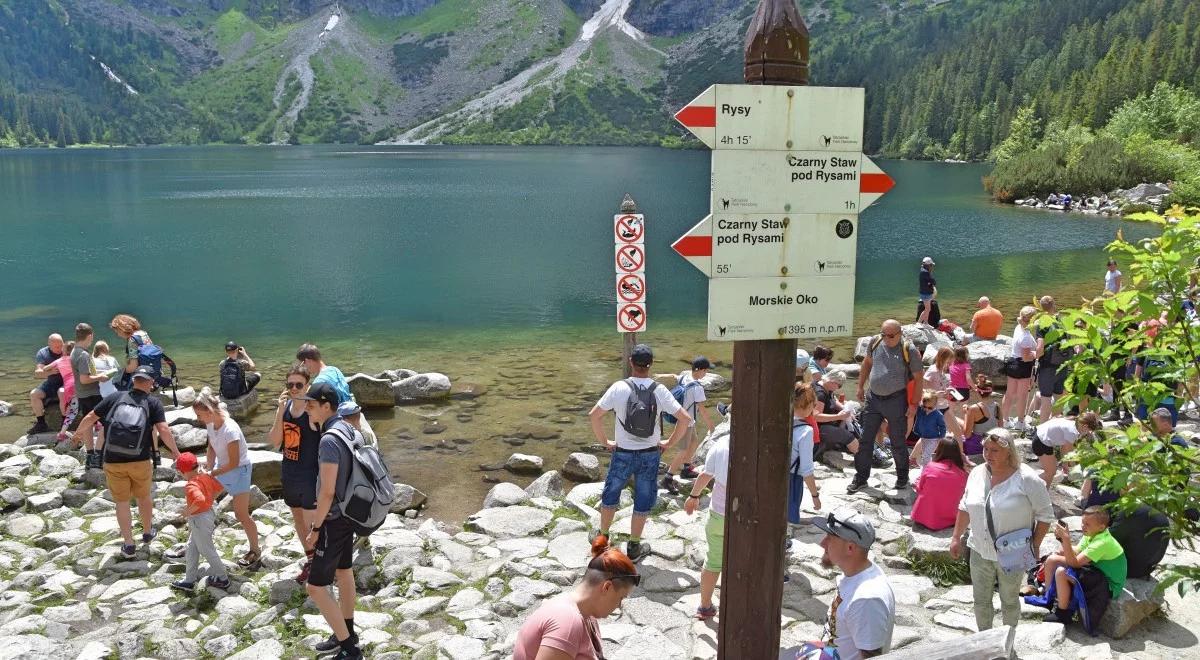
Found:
[626,541,651,562]
[846,480,866,494]
[142,527,157,544]
[316,633,359,653]
[207,575,231,590]
[680,463,700,479]
[26,420,49,436]
[660,474,679,494]
[333,646,364,660]
[237,549,261,568]
[85,451,101,470]
[170,580,195,593]
[1043,608,1071,624]
[717,403,729,417]
[295,560,312,584]
[695,605,718,620]
[120,544,136,560]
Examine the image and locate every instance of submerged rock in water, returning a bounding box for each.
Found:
[505,453,544,475]
[393,373,452,403]
[0,400,11,417]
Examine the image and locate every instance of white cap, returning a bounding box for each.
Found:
[922,256,935,266]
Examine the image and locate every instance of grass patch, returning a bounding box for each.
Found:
[907,541,972,587]
[359,0,485,40]
[213,9,264,54]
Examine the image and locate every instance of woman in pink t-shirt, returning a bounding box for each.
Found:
[48,342,77,439]
[912,438,969,531]
[514,535,639,660]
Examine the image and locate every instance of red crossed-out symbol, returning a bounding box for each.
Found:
[619,303,646,331]
[616,244,645,273]
[615,215,644,244]
[617,274,645,302]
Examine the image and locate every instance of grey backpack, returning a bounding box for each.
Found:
[323,420,395,536]
[619,379,660,438]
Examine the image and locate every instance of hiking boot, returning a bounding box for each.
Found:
[207,576,231,590]
[846,480,866,494]
[680,463,700,479]
[626,541,651,563]
[316,633,359,653]
[26,420,49,436]
[142,527,157,544]
[660,474,679,494]
[333,646,364,660]
[170,580,195,593]
[120,544,136,560]
[295,560,313,585]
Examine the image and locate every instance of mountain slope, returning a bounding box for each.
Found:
[1,0,1197,154]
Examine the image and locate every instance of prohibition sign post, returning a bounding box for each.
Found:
[615,194,645,378]
[669,1,887,656]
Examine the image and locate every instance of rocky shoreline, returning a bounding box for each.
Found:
[1011,183,1173,218]
[0,412,1197,659]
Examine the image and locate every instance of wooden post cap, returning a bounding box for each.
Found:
[744,0,810,85]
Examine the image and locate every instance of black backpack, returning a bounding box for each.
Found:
[619,379,660,438]
[103,393,150,459]
[219,358,247,399]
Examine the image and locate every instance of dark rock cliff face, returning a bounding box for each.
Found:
[123,0,436,19]
[563,0,604,20]
[626,0,751,36]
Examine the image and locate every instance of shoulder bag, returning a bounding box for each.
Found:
[984,471,1038,574]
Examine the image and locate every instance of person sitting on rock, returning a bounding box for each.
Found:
[661,356,715,493]
[169,451,230,592]
[809,345,835,379]
[218,341,261,400]
[1148,406,1191,450]
[912,438,968,531]
[513,535,639,659]
[1031,412,1102,488]
[27,332,64,436]
[193,388,260,568]
[297,343,352,404]
[813,369,866,461]
[963,297,1003,344]
[959,381,999,456]
[269,363,321,584]
[1027,507,1126,632]
[589,343,690,561]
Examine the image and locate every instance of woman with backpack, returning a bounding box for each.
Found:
[109,314,152,390]
[193,388,261,568]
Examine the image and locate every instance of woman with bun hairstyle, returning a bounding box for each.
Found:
[193,387,260,568]
[513,535,639,659]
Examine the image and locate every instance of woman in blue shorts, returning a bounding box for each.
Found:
[194,388,261,567]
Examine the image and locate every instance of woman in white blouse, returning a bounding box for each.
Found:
[999,306,1038,432]
[949,428,1053,630]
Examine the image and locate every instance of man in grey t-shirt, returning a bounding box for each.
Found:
[851,319,923,492]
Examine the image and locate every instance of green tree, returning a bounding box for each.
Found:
[991,104,1040,163]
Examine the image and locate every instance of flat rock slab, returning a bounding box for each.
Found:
[1098,577,1165,638]
[465,506,552,539]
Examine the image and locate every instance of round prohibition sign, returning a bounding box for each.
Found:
[615,214,645,244]
[617,273,645,302]
[616,244,646,273]
[618,303,647,332]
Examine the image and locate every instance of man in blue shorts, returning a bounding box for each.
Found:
[27,333,64,435]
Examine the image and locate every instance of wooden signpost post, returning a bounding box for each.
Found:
[670,1,894,656]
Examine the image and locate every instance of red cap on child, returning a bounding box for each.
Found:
[175,452,198,473]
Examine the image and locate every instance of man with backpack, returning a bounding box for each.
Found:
[1034,296,1068,422]
[852,320,924,493]
[660,356,716,494]
[299,381,392,660]
[73,365,182,559]
[589,344,691,561]
[219,341,261,400]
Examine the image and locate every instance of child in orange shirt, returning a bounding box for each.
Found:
[170,452,230,591]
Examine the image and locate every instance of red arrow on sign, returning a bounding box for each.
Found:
[859,157,895,208]
[674,86,716,149]
[671,216,712,275]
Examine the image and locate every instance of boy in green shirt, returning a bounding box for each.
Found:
[1042,506,1127,623]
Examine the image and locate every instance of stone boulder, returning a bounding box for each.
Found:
[562,453,602,482]
[483,482,529,508]
[247,450,282,494]
[347,373,395,408]
[698,372,730,392]
[0,400,10,417]
[376,368,418,382]
[1098,578,1165,638]
[37,453,80,478]
[465,505,552,539]
[392,373,452,402]
[853,336,873,363]
[171,425,209,452]
[505,453,544,475]
[828,363,860,379]
[158,386,196,407]
[390,483,428,513]
[220,390,259,420]
[0,486,26,512]
[525,471,564,499]
[902,324,952,354]
[968,340,1012,384]
[1117,182,1172,204]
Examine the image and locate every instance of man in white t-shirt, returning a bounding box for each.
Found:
[814,510,895,660]
[589,344,690,561]
[682,433,728,620]
[661,356,716,493]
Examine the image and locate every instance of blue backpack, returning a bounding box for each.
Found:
[663,379,703,425]
[131,332,179,405]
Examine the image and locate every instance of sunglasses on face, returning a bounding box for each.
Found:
[608,573,641,587]
[286,382,306,390]
[882,332,899,339]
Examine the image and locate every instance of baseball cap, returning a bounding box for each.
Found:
[131,365,156,381]
[296,382,339,409]
[813,510,876,547]
[631,344,654,367]
[225,341,239,351]
[175,452,198,473]
[692,356,712,370]
[338,401,362,417]
[921,256,935,266]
